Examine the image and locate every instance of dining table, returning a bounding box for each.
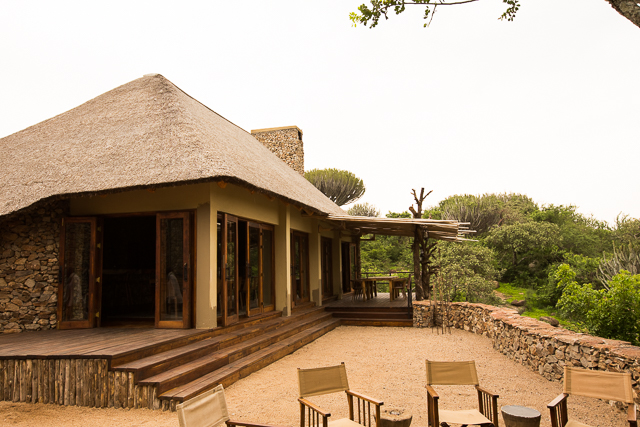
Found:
[355,276,402,300]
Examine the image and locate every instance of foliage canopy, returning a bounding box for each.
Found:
[304,168,365,206]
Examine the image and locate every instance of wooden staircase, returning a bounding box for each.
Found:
[324,306,413,327]
[111,305,340,408]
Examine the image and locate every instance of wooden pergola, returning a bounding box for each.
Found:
[323,214,474,241]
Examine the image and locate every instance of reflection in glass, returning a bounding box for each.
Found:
[249,226,260,310]
[217,218,223,319]
[262,229,273,307]
[160,218,184,321]
[226,219,237,317]
[62,222,91,321]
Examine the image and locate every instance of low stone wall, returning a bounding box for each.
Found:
[0,200,67,333]
[414,301,640,401]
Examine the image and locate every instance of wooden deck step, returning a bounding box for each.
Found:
[109,310,284,367]
[327,311,411,320]
[340,318,413,327]
[140,311,334,395]
[159,317,341,402]
[113,307,325,381]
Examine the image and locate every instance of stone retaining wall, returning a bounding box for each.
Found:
[414,301,640,401]
[0,200,67,333]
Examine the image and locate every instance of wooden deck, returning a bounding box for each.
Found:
[324,292,414,327]
[0,327,208,361]
[324,292,414,309]
[0,306,341,410]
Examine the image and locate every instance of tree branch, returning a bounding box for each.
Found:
[605,0,640,28]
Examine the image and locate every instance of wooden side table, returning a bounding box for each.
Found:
[501,405,541,427]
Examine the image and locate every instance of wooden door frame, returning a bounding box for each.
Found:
[57,217,102,329]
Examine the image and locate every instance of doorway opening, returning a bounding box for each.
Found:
[101,216,156,326]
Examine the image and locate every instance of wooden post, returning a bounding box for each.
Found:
[127,372,134,408]
[108,370,114,408]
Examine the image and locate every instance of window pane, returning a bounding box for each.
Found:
[226,220,237,317]
[62,222,91,322]
[160,218,184,321]
[249,226,260,310]
[262,229,273,306]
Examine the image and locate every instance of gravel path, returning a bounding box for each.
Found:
[0,326,632,426]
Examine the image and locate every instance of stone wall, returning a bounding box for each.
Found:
[0,200,67,333]
[414,301,640,401]
[251,126,304,175]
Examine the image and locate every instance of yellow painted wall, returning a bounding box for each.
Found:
[70,183,210,215]
[67,182,332,328]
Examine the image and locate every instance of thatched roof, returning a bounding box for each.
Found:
[323,214,473,242]
[0,74,345,217]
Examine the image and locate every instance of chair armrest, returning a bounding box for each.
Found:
[628,403,637,427]
[346,390,384,406]
[345,390,383,427]
[426,385,439,399]
[299,397,331,427]
[547,393,569,427]
[548,393,568,409]
[426,386,439,427]
[476,386,499,427]
[227,421,289,427]
[298,398,331,417]
[476,385,498,398]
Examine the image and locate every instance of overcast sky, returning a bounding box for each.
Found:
[1,0,638,224]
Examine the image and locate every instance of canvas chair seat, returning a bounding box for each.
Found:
[328,418,366,427]
[438,409,492,425]
[564,420,591,427]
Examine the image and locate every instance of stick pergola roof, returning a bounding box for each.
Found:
[323,214,474,242]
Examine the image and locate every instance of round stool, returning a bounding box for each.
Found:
[501,405,541,427]
[374,408,412,427]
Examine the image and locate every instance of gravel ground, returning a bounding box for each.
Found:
[0,326,633,426]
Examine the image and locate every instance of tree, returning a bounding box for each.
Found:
[347,202,380,217]
[304,168,365,206]
[350,0,640,30]
[485,220,562,284]
[435,241,500,304]
[438,193,537,235]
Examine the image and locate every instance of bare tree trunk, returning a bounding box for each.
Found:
[410,188,433,301]
[412,227,424,300]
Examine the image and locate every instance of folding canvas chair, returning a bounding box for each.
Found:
[297,363,384,427]
[426,360,499,427]
[177,384,287,427]
[548,366,638,427]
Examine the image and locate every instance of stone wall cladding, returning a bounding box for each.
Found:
[0,200,68,333]
[414,301,640,402]
[252,127,304,175]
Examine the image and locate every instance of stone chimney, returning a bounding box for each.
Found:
[251,126,304,175]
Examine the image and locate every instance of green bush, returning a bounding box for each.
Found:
[557,269,640,345]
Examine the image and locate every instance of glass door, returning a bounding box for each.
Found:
[290,231,310,307]
[223,215,239,325]
[321,237,333,298]
[156,212,192,328]
[58,217,102,329]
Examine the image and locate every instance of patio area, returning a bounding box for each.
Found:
[1,325,632,427]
